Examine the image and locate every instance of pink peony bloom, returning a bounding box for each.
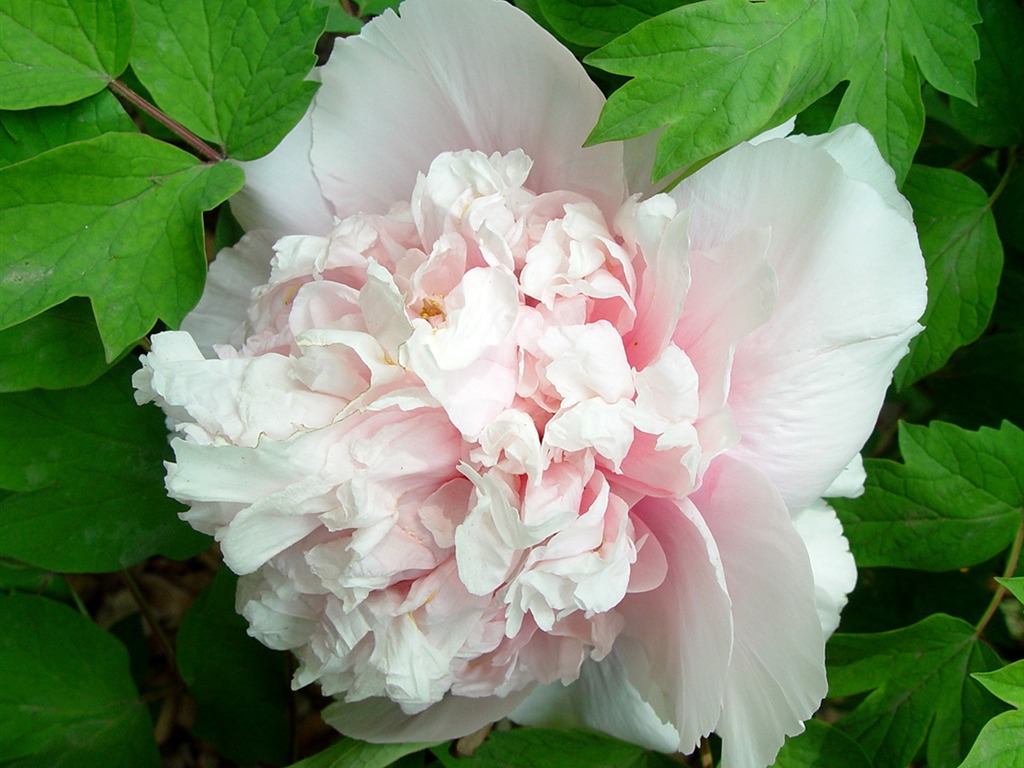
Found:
[134,1,926,765]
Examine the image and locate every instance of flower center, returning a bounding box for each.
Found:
[206,150,724,710]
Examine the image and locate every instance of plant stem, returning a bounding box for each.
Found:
[108,78,224,163]
[987,146,1019,208]
[699,738,713,768]
[121,570,180,676]
[976,517,1024,636]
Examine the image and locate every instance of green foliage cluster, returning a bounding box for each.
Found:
[0,0,1021,767]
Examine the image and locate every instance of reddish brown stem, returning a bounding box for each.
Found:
[108,78,224,163]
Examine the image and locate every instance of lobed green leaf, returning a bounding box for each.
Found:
[0,0,134,109]
[833,421,1023,571]
[0,88,134,168]
[831,0,981,183]
[287,738,437,768]
[0,132,244,360]
[585,0,857,180]
[177,568,291,766]
[0,358,208,572]
[895,165,1003,389]
[0,560,75,604]
[768,720,872,768]
[996,576,1024,605]
[956,709,1024,768]
[537,0,689,49]
[0,297,112,392]
[947,0,1023,148]
[0,592,159,768]
[959,661,1024,768]
[826,613,1007,768]
[131,0,328,160]
[973,660,1024,709]
[431,728,672,768]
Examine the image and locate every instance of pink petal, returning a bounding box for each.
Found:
[673,132,926,509]
[231,97,335,238]
[511,648,680,752]
[693,457,826,768]
[615,495,734,753]
[323,689,531,743]
[309,0,625,219]
[180,231,276,354]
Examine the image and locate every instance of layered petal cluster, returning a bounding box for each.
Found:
[134,1,927,766]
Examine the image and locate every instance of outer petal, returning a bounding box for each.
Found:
[693,457,826,768]
[611,496,733,753]
[512,495,732,754]
[791,500,858,637]
[231,94,335,238]
[180,231,276,354]
[309,0,625,219]
[511,647,680,753]
[323,689,531,743]
[673,129,926,509]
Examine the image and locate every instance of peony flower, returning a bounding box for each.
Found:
[133,0,927,766]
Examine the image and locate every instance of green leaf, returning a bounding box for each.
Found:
[0,560,74,604]
[996,576,1024,605]
[287,738,436,768]
[930,331,1024,431]
[0,298,112,392]
[585,0,857,180]
[994,170,1024,251]
[957,709,1024,768]
[832,421,1023,571]
[0,358,208,572]
[537,0,689,49]
[0,89,133,168]
[974,660,1024,709]
[831,0,981,183]
[359,0,403,16]
[895,166,1003,389]
[0,132,244,360]
[177,567,290,766]
[959,661,1024,768]
[324,8,363,34]
[432,728,661,768]
[131,0,327,160]
[0,0,134,109]
[0,592,159,768]
[769,720,871,768]
[826,613,1007,768]
[947,0,1024,148]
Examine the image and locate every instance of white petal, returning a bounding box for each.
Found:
[824,454,866,499]
[309,0,625,219]
[544,398,635,470]
[693,457,826,768]
[613,496,734,754]
[511,646,680,752]
[749,116,796,144]
[323,689,530,743]
[231,95,335,238]
[180,231,276,354]
[673,133,926,510]
[672,226,776,418]
[219,504,320,575]
[791,500,858,637]
[786,124,912,221]
[541,320,634,405]
[620,196,690,371]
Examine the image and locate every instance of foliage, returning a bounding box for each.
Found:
[0,0,1020,766]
